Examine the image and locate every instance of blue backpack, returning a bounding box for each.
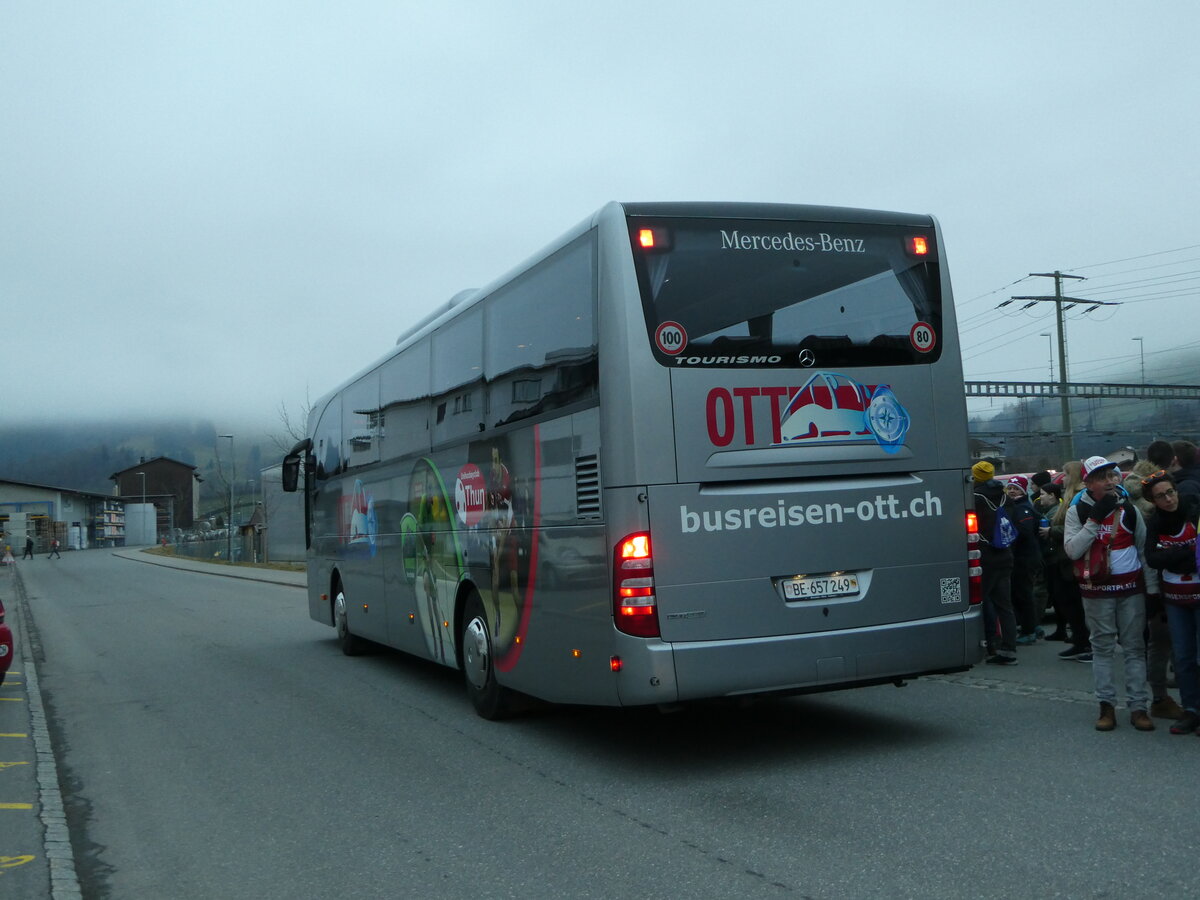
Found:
[992,503,1018,549]
[977,492,1017,549]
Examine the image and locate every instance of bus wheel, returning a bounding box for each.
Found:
[462,590,512,719]
[333,583,367,657]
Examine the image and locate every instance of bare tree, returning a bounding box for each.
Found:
[270,390,313,454]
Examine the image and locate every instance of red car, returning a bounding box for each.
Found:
[0,596,13,686]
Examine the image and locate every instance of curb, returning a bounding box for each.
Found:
[13,568,83,900]
[110,549,305,589]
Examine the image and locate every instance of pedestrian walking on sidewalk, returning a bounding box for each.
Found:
[48,538,62,559]
[23,536,34,559]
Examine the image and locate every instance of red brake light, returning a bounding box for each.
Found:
[908,235,930,256]
[614,531,659,638]
[967,512,982,605]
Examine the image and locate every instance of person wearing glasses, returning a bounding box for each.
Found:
[1126,457,1186,721]
[1064,455,1157,732]
[1141,470,1200,734]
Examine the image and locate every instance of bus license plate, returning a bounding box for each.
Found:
[779,574,859,602]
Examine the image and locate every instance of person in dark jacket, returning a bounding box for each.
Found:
[1036,482,1069,640]
[973,461,1017,664]
[1142,471,1200,733]
[1170,440,1200,501]
[1005,475,1043,643]
[1050,461,1092,659]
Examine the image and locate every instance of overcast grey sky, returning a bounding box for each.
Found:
[3,2,1197,432]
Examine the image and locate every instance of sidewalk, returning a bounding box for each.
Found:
[111,548,306,588]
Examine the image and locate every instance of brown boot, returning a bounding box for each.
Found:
[1095,702,1116,731]
[1150,695,1184,720]
[1131,709,1156,731]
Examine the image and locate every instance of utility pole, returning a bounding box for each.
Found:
[1009,271,1119,462]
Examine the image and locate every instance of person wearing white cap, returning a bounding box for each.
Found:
[1064,455,1158,732]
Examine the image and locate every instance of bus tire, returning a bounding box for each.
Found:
[333,582,367,657]
[461,589,512,720]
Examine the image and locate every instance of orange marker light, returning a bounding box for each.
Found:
[620,534,651,560]
[610,656,623,673]
[638,228,655,248]
[909,235,929,256]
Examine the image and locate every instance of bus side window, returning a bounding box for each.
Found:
[313,396,342,481]
[343,373,381,470]
[380,338,431,459]
[431,308,484,445]
[485,233,597,428]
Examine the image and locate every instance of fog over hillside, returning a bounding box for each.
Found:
[0,417,288,498]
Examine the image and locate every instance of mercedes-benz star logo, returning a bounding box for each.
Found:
[798,349,816,367]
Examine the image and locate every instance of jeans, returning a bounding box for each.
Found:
[1083,592,1150,710]
[1165,603,1200,712]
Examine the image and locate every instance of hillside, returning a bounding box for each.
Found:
[0,418,286,506]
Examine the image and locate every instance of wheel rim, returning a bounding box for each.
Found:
[334,590,348,639]
[463,615,491,690]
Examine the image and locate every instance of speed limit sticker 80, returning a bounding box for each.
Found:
[909,321,936,353]
[655,321,688,356]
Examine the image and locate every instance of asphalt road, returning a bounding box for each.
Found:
[3,549,1198,899]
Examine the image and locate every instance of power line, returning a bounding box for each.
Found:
[1065,243,1200,273]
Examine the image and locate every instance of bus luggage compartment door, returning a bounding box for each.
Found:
[645,473,968,643]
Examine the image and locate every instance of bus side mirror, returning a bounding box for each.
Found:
[281,438,312,493]
[281,455,301,492]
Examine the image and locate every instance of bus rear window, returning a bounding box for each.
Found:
[629,216,943,368]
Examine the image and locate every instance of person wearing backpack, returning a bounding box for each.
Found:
[1064,455,1158,732]
[973,461,1018,665]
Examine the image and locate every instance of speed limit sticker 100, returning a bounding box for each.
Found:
[655,321,688,356]
[909,322,936,353]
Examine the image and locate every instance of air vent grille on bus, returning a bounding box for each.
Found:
[575,455,601,519]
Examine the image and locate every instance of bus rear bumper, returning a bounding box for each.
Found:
[618,607,983,706]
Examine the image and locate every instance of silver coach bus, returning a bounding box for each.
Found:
[283,201,984,718]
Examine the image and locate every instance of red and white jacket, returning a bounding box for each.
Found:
[1064,490,1158,600]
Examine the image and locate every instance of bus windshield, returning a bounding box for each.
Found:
[630,216,943,368]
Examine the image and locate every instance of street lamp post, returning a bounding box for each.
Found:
[219,433,234,561]
[1132,336,1145,384]
[136,472,146,544]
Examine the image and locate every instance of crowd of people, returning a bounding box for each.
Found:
[972,439,1200,734]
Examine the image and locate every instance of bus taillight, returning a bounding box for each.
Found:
[633,226,672,252]
[614,532,659,638]
[908,235,930,256]
[966,512,982,605]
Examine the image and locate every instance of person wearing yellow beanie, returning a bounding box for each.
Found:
[973,460,1018,664]
[972,460,996,483]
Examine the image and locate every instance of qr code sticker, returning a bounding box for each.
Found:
[940,577,961,604]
